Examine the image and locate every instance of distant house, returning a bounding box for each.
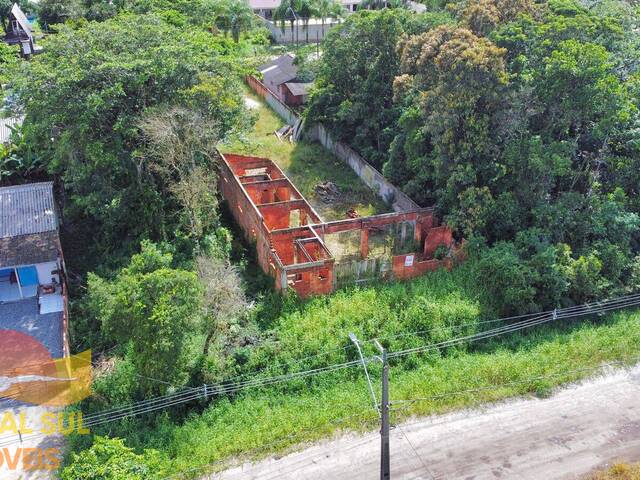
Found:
[257,54,312,107]
[0,182,68,357]
[282,81,312,106]
[3,3,37,57]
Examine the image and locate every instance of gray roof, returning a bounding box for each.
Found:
[10,3,32,36]
[0,117,23,144]
[259,54,298,88]
[284,82,312,96]
[0,182,58,239]
[0,298,64,362]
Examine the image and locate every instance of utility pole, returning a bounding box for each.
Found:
[349,333,391,480]
[375,339,390,480]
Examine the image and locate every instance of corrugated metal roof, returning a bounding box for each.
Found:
[259,54,298,88]
[284,82,312,96]
[0,182,58,239]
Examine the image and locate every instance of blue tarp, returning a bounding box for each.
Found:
[17,266,38,286]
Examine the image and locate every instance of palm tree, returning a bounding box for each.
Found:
[214,0,254,43]
[311,0,344,37]
[274,0,313,45]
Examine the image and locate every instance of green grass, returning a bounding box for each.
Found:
[77,264,640,478]
[220,90,390,221]
[126,308,640,478]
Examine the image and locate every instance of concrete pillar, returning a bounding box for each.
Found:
[360,229,369,259]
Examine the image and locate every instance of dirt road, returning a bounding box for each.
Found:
[217,363,640,479]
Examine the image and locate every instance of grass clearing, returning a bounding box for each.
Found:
[220,90,390,221]
[76,262,640,478]
[118,308,640,478]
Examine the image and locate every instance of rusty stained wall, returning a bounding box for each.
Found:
[219,152,461,297]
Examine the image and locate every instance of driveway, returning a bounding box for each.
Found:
[217,363,640,480]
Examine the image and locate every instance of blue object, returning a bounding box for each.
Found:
[17,266,38,286]
[0,268,12,279]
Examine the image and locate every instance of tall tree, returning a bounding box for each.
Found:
[138,106,227,242]
[213,0,254,42]
[196,255,248,357]
[307,10,444,168]
[311,0,343,36]
[89,242,202,395]
[13,14,248,255]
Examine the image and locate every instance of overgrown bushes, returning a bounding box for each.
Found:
[308,3,640,312]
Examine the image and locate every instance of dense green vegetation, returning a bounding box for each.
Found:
[67,268,640,477]
[1,0,639,477]
[309,2,640,314]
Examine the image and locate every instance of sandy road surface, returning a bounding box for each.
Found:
[215,363,640,480]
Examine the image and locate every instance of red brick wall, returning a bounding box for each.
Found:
[424,226,453,258]
[219,151,463,297]
[286,264,334,297]
[392,254,452,281]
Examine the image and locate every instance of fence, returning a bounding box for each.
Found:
[0,116,23,145]
[306,123,421,213]
[245,75,300,126]
[245,77,422,213]
[260,18,340,44]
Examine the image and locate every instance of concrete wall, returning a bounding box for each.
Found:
[306,123,421,213]
[262,18,341,44]
[246,75,299,126]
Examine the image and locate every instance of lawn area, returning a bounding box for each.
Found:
[220,90,391,221]
[75,263,640,478]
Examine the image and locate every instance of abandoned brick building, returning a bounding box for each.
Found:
[219,152,463,297]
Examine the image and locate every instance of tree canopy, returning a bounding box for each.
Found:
[308,3,640,313]
[10,13,249,257]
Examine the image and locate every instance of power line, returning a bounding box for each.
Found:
[1,293,638,448]
[169,356,640,480]
[389,357,639,410]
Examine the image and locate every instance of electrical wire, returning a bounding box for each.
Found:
[1,293,638,448]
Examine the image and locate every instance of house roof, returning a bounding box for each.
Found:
[284,82,313,96]
[0,182,58,239]
[0,117,23,144]
[0,231,60,268]
[259,54,298,88]
[10,3,32,36]
[250,0,280,9]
